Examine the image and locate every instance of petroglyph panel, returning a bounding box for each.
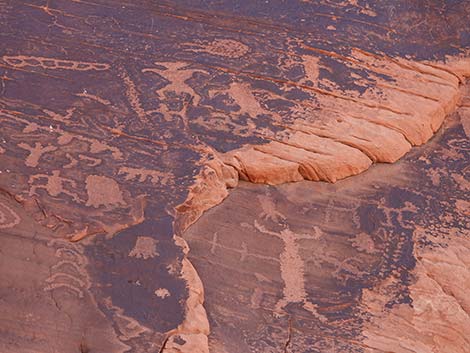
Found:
[0,0,469,352]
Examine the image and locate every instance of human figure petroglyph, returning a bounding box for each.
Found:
[251,220,326,321]
[142,62,207,105]
[17,142,57,167]
[29,170,81,202]
[257,194,285,223]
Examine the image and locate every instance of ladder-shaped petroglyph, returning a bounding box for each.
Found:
[2,55,110,71]
[118,69,149,123]
[44,240,90,300]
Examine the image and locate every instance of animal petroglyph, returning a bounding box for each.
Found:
[43,107,76,122]
[184,39,249,58]
[85,175,125,208]
[118,167,172,185]
[0,200,20,229]
[142,62,207,105]
[64,153,102,169]
[2,55,110,71]
[29,170,80,202]
[208,82,269,119]
[56,132,123,159]
[17,142,57,167]
[129,236,159,259]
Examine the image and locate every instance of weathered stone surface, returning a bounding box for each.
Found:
[0,1,469,352]
[184,103,470,352]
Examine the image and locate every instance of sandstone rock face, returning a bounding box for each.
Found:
[184,104,470,352]
[0,1,470,352]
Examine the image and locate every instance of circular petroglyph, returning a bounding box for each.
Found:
[0,201,20,229]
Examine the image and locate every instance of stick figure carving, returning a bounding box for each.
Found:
[243,194,326,321]
[252,221,326,321]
